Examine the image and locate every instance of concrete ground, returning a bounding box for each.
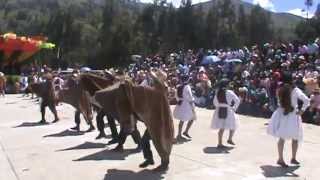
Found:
[1,95,320,180]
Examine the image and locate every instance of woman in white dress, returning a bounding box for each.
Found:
[173,76,196,140]
[211,79,240,148]
[267,74,310,167]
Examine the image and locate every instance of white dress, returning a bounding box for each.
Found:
[267,87,310,141]
[211,90,240,130]
[173,84,196,122]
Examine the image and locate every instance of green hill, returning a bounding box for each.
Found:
[194,0,303,40]
[0,0,305,69]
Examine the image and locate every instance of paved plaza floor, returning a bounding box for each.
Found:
[1,95,320,180]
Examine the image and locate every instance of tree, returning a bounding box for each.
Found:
[177,0,197,49]
[295,18,320,42]
[237,4,248,46]
[305,0,313,19]
[249,5,273,45]
[315,3,320,18]
[216,0,237,48]
[206,3,219,49]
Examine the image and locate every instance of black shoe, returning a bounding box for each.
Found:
[227,140,235,145]
[217,144,226,149]
[39,120,46,124]
[70,126,80,132]
[291,159,300,165]
[183,132,192,139]
[176,135,187,142]
[139,160,155,168]
[277,160,289,168]
[86,126,95,132]
[52,119,60,123]
[108,138,119,145]
[153,163,169,172]
[95,133,107,140]
[112,145,124,152]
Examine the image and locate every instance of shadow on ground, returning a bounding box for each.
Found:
[103,169,165,180]
[260,165,300,178]
[73,148,140,161]
[57,141,107,151]
[203,146,234,154]
[13,121,50,128]
[173,137,191,145]
[5,101,19,105]
[43,129,85,138]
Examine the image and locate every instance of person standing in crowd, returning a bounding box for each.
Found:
[0,72,6,97]
[173,75,197,140]
[211,79,241,148]
[20,73,29,96]
[267,73,310,167]
[52,74,64,103]
[303,71,319,96]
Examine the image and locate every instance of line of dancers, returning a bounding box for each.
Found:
[173,73,310,167]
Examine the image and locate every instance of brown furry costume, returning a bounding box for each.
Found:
[79,73,142,147]
[58,76,94,131]
[31,80,59,123]
[0,75,6,96]
[94,75,174,171]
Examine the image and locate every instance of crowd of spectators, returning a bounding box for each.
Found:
[127,39,320,124]
[2,39,320,125]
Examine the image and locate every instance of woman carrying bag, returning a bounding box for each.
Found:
[211,79,241,148]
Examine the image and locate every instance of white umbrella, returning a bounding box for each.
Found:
[80,67,91,72]
[201,56,221,65]
[226,59,242,63]
[131,55,142,62]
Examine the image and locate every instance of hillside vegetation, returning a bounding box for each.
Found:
[0,0,306,69]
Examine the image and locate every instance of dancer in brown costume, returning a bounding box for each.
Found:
[58,74,95,132]
[79,73,141,149]
[94,72,174,171]
[30,74,59,123]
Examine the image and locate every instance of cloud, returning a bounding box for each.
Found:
[253,0,276,12]
[287,8,314,18]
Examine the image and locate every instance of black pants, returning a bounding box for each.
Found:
[118,125,141,146]
[96,110,141,147]
[96,111,118,139]
[41,100,58,121]
[141,130,153,161]
[75,110,81,126]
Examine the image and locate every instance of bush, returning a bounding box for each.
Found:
[6,75,20,85]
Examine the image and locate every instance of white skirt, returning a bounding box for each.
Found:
[267,108,303,141]
[211,107,239,130]
[173,101,196,122]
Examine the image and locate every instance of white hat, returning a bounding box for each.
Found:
[199,66,206,73]
[298,55,305,60]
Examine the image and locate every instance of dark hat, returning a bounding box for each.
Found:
[218,78,229,88]
[281,72,293,84]
[181,75,190,83]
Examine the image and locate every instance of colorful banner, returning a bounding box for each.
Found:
[0,33,55,66]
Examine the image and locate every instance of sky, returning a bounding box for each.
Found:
[140,0,320,18]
